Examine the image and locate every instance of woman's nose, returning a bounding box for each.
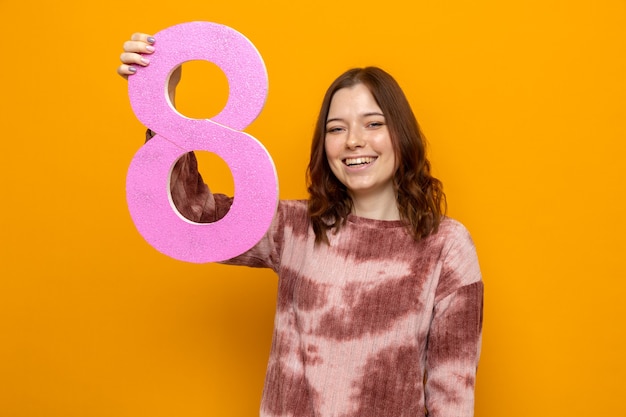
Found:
[346,130,364,149]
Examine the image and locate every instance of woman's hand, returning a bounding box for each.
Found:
[117,32,156,78]
[117,32,181,105]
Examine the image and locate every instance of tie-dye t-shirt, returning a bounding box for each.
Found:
[169,151,484,417]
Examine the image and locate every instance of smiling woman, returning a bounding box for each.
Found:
[323,84,398,219]
[119,34,483,416]
[308,67,447,245]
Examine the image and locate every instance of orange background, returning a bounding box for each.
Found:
[1,0,625,416]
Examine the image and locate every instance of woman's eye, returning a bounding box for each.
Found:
[326,126,344,133]
[368,121,384,128]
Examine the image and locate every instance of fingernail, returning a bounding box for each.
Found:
[128,66,137,73]
[147,36,155,44]
[141,57,150,65]
[146,45,155,52]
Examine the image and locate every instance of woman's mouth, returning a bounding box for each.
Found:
[343,157,376,167]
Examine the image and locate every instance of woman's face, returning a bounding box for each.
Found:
[324,83,397,202]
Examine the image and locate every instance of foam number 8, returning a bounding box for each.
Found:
[126,22,278,263]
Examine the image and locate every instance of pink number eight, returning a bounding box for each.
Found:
[126,22,278,263]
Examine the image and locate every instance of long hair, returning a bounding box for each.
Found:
[306,67,446,244]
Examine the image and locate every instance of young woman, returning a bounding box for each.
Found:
[119,33,483,417]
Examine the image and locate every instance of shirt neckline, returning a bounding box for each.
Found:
[346,214,406,229]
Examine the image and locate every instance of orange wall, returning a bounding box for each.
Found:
[1,1,625,416]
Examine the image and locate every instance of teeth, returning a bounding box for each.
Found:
[345,157,375,166]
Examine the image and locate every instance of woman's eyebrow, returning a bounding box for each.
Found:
[326,117,344,125]
[326,112,385,125]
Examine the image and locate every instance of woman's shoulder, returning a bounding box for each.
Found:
[274,199,311,230]
[426,216,482,298]
[277,199,309,215]
[437,216,473,238]
[429,216,477,253]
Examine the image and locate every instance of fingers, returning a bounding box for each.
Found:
[117,51,148,77]
[130,32,155,44]
[117,63,137,78]
[123,38,156,54]
[117,32,156,78]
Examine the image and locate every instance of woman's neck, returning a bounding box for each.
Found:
[350,189,400,221]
